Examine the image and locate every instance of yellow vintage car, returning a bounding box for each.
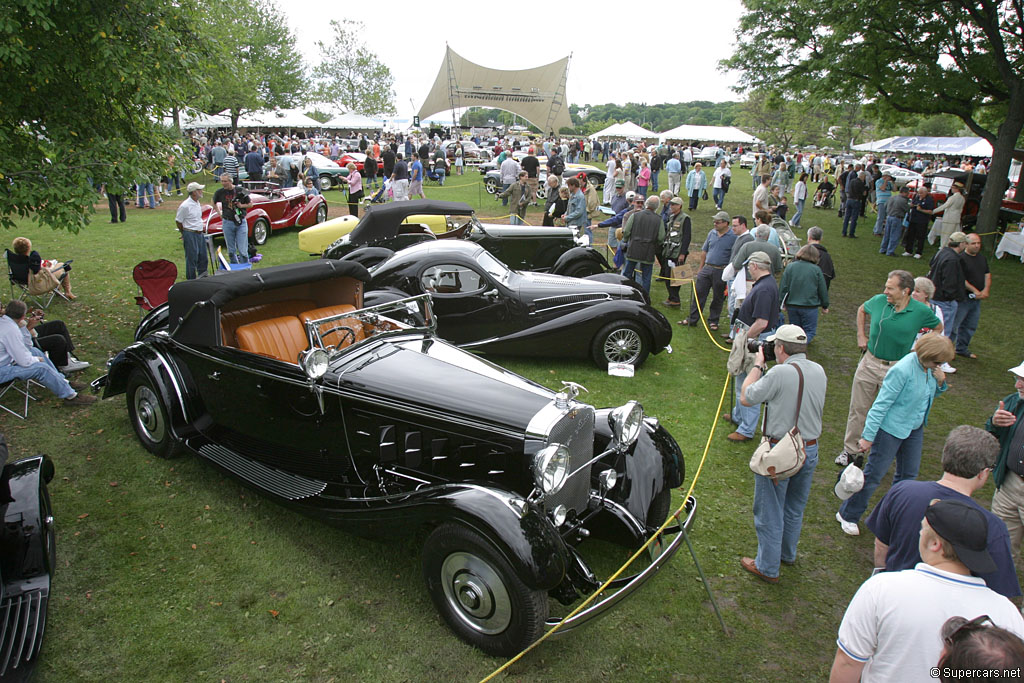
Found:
[297,212,449,254]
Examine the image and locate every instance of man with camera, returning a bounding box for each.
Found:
[725,251,780,442]
[212,174,252,265]
[738,324,826,583]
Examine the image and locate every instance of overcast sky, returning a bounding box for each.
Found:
[282,0,746,121]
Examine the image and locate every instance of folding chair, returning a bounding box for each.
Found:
[132,259,177,316]
[5,250,72,309]
[0,378,40,420]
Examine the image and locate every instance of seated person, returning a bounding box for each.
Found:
[0,300,95,406]
[814,176,835,206]
[5,304,90,373]
[303,177,320,198]
[10,236,75,300]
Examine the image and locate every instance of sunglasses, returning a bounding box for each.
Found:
[941,615,993,646]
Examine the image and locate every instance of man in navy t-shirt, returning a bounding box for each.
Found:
[866,425,1020,600]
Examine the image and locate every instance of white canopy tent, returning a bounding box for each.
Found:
[588,121,659,140]
[166,110,231,129]
[852,136,993,157]
[232,109,324,129]
[322,113,383,130]
[658,124,760,144]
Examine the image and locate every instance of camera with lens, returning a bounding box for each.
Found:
[746,338,777,362]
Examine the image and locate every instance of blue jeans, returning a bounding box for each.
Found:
[651,170,659,193]
[790,199,805,227]
[436,168,445,186]
[932,300,958,338]
[182,230,209,280]
[842,199,862,236]
[880,215,905,255]
[752,174,760,190]
[732,370,760,437]
[713,187,725,208]
[753,444,819,578]
[501,183,511,206]
[787,306,820,343]
[873,197,890,235]
[222,218,248,264]
[137,183,155,208]
[839,426,924,523]
[0,348,74,399]
[953,298,980,354]
[622,260,653,292]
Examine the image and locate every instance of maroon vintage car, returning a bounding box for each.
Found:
[202,182,328,246]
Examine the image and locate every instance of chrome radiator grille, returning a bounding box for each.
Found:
[544,405,595,516]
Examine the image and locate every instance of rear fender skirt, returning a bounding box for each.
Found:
[551,247,611,275]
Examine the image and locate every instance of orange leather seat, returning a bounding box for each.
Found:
[234,315,308,364]
[220,299,316,347]
[300,305,364,349]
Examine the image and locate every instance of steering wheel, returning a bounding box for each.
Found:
[321,324,357,347]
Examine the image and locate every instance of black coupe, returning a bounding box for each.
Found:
[95,260,695,656]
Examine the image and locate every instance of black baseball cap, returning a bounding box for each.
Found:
[925,499,997,574]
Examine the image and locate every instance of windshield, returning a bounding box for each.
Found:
[304,294,435,360]
[476,250,511,284]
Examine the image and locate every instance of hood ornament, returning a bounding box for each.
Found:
[555,381,588,408]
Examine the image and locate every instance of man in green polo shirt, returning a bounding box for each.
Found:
[836,270,942,465]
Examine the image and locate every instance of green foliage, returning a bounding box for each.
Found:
[580,101,743,131]
[737,90,821,149]
[204,0,306,129]
[723,0,1024,232]
[312,20,396,116]
[304,109,333,124]
[0,0,209,232]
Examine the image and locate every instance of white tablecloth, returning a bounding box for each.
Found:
[996,231,1024,262]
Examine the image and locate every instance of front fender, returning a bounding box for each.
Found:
[338,246,395,269]
[245,207,270,227]
[0,454,55,585]
[551,246,611,275]
[424,485,568,591]
[295,195,326,227]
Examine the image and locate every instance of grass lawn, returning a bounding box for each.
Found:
[7,165,1023,681]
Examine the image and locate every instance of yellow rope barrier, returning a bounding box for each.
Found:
[690,279,733,352]
[478,371,732,683]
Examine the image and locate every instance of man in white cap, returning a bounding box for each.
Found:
[830,500,1024,683]
[865,425,1020,600]
[737,324,827,583]
[175,182,208,279]
[989,360,1024,557]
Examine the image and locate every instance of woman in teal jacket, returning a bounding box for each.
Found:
[836,332,954,534]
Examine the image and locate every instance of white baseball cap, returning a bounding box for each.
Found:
[1009,361,1024,379]
[834,464,865,501]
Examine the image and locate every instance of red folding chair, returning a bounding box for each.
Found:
[132,260,177,315]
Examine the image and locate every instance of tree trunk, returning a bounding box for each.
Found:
[172,106,180,131]
[975,88,1024,238]
[231,109,240,134]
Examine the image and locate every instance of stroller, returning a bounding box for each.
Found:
[813,186,835,209]
[365,177,392,204]
[771,216,802,264]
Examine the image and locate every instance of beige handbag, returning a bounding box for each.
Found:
[749,364,807,484]
[27,266,60,295]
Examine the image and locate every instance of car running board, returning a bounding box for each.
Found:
[192,441,327,501]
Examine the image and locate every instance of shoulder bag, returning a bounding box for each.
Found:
[27,265,60,295]
[749,363,807,484]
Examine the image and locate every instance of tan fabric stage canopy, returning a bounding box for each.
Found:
[418,47,573,135]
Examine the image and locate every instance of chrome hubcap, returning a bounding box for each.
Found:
[440,551,511,634]
[254,221,268,244]
[604,328,642,363]
[134,385,165,443]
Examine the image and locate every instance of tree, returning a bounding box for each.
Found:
[204,0,306,131]
[312,20,396,116]
[723,0,1024,235]
[0,0,210,231]
[737,91,811,149]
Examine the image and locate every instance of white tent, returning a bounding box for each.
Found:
[323,113,383,130]
[852,136,993,157]
[233,109,324,129]
[588,121,659,140]
[165,110,231,129]
[658,124,760,144]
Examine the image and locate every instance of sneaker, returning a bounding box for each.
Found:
[914,254,921,259]
[902,251,912,257]
[836,511,860,536]
[59,359,91,373]
[940,362,956,374]
[835,451,853,467]
[64,393,98,406]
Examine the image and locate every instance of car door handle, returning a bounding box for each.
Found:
[208,371,221,380]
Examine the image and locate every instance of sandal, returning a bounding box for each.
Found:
[677,319,693,326]
[708,323,719,331]
[957,351,978,359]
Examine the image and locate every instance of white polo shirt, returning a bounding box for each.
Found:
[837,563,1024,682]
[175,196,204,232]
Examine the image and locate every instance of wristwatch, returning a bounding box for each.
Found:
[754,365,766,373]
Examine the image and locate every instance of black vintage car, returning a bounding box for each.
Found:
[366,240,673,368]
[323,200,611,277]
[96,260,695,656]
[0,436,55,678]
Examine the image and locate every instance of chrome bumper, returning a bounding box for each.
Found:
[545,495,697,636]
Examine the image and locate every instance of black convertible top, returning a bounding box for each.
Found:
[348,199,475,243]
[167,259,370,344]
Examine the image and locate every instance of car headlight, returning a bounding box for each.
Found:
[299,348,329,380]
[609,401,644,449]
[532,443,569,496]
